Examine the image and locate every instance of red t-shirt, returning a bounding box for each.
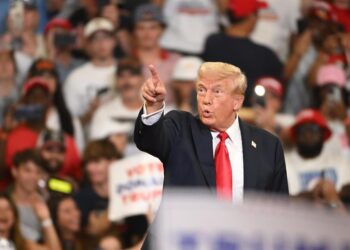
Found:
[332,5,350,32]
[5,125,82,182]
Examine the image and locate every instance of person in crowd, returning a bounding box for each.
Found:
[90,58,144,155]
[75,140,121,238]
[27,58,85,152]
[50,195,84,250]
[99,0,133,58]
[44,18,85,83]
[251,77,294,140]
[285,109,350,195]
[63,17,117,125]
[37,129,82,183]
[133,3,181,101]
[314,64,349,157]
[4,77,81,182]
[158,0,220,56]
[9,149,62,249]
[97,232,123,250]
[170,56,203,114]
[283,0,347,114]
[250,0,301,62]
[0,193,62,250]
[202,0,283,107]
[0,49,19,126]
[5,0,46,57]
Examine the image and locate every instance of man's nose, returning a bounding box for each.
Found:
[203,91,213,105]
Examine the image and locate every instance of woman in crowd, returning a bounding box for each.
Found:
[0,193,62,250]
[50,195,84,250]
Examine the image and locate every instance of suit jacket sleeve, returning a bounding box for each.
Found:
[270,138,289,194]
[134,109,181,164]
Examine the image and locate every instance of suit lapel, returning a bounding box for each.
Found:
[191,118,216,191]
[239,119,258,190]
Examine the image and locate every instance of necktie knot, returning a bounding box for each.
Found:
[218,131,229,142]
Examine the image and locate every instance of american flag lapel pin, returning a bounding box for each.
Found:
[251,140,257,148]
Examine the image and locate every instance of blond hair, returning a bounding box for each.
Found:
[198,62,247,95]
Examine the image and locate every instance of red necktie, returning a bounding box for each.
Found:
[214,132,232,200]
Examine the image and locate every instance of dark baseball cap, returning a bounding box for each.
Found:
[134,4,165,25]
[37,129,66,152]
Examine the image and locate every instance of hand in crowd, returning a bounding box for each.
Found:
[312,180,347,213]
[87,210,111,236]
[142,65,167,114]
[80,97,101,125]
[32,196,51,221]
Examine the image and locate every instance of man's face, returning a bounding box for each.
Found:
[116,71,143,102]
[88,31,115,60]
[12,161,43,194]
[296,123,324,158]
[196,74,244,131]
[86,159,110,185]
[134,21,163,50]
[41,144,65,174]
[25,87,51,107]
[24,8,39,32]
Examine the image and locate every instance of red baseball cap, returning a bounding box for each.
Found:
[308,0,338,22]
[228,0,268,18]
[255,77,283,97]
[290,109,332,141]
[44,18,72,35]
[22,77,49,96]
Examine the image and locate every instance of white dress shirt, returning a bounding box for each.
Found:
[141,104,244,202]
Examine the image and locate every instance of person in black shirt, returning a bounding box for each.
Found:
[202,0,283,106]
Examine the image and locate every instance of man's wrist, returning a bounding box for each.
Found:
[145,102,164,114]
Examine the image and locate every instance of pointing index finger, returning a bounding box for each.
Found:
[148,64,161,88]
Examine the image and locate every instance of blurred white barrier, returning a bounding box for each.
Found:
[152,190,350,250]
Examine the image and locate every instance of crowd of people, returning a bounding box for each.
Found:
[0,0,349,249]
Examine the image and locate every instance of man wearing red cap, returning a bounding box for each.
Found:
[285,109,350,195]
[202,0,283,107]
[44,18,84,83]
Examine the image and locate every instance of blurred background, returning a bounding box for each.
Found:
[0,0,349,249]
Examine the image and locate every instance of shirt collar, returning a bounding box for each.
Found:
[211,115,240,142]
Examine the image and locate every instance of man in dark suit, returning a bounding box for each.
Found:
[135,62,288,198]
[134,61,288,249]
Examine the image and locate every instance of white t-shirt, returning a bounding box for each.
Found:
[160,0,219,54]
[89,96,141,140]
[251,0,301,62]
[63,62,116,117]
[285,148,350,195]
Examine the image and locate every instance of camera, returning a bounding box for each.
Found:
[53,33,76,48]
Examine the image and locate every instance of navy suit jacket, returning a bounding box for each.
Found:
[134,109,289,194]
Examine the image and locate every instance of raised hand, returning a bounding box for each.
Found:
[142,65,166,113]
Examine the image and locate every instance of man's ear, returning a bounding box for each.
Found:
[11,167,17,178]
[233,95,244,111]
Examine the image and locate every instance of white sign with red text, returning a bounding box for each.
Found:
[108,152,164,221]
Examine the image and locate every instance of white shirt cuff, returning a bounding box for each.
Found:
[141,103,165,126]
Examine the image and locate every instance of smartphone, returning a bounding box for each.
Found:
[47,178,73,194]
[96,87,110,97]
[54,33,76,48]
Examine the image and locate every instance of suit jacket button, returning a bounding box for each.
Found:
[139,130,141,134]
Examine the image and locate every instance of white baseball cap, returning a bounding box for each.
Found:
[90,119,132,140]
[172,56,203,81]
[84,18,115,38]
